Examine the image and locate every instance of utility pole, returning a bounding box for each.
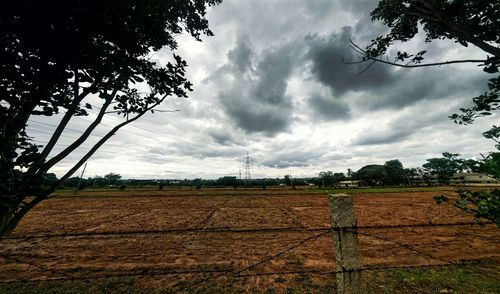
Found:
[76,162,87,192]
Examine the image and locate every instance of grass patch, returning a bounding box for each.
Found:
[367,261,500,293]
[0,277,153,294]
[1,262,497,293]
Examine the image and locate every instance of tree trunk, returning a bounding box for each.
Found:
[0,196,45,237]
[0,212,14,237]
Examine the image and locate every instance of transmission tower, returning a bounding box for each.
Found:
[242,151,253,184]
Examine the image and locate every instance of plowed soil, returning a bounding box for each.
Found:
[0,188,498,291]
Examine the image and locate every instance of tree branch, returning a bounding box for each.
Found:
[12,74,106,200]
[416,0,500,58]
[348,40,490,68]
[32,74,103,172]
[47,96,166,192]
[38,87,118,174]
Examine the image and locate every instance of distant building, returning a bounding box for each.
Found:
[450,173,499,185]
[413,173,499,186]
[337,180,359,188]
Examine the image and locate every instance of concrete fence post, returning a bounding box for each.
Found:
[328,194,364,294]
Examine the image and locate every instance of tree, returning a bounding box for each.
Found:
[352,0,499,132]
[384,159,406,185]
[319,171,347,187]
[104,173,122,186]
[0,0,221,236]
[423,152,464,184]
[319,171,333,186]
[284,174,293,186]
[215,176,238,187]
[479,153,500,179]
[41,173,58,188]
[332,172,347,185]
[355,164,387,186]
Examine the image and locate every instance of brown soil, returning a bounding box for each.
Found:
[0,189,498,290]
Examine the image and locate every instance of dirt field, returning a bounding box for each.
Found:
[0,188,499,291]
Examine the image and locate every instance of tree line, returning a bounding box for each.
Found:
[318,152,499,188]
[55,150,498,191]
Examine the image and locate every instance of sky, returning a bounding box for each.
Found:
[29,0,498,180]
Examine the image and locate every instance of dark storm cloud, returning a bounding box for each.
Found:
[305,26,490,115]
[227,36,254,73]
[213,38,301,135]
[203,0,493,149]
[306,26,394,96]
[207,127,237,146]
[308,92,351,121]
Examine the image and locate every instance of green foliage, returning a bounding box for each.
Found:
[451,78,500,126]
[433,194,449,204]
[483,125,500,150]
[434,189,500,225]
[104,173,122,185]
[381,261,500,294]
[355,164,387,185]
[480,152,500,178]
[456,189,500,226]
[318,171,346,187]
[352,159,407,186]
[215,176,238,186]
[423,152,464,184]
[423,150,499,180]
[368,0,500,68]
[41,173,58,188]
[384,159,405,185]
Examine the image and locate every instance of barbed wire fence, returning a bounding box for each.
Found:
[0,193,496,293]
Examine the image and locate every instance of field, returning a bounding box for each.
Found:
[0,187,499,293]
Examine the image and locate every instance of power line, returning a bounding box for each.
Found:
[31,110,229,156]
[29,119,85,134]
[74,109,213,149]
[25,115,242,174]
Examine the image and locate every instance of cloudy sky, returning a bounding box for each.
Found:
[29,0,498,179]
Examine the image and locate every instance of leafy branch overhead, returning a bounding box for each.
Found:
[435,190,500,226]
[0,0,221,236]
[351,0,499,125]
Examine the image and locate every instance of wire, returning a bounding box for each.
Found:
[29,120,85,134]
[74,110,213,150]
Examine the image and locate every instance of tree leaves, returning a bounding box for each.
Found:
[0,0,221,235]
[423,153,464,184]
[433,195,449,204]
[450,76,500,125]
[456,189,500,226]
